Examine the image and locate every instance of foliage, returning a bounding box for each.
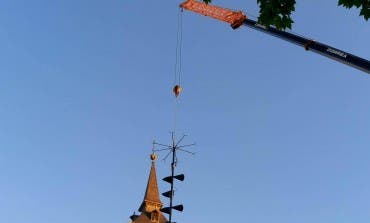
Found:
[338,0,370,20]
[257,0,295,30]
[202,0,369,30]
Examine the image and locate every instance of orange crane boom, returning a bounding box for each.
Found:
[180,0,246,29]
[179,0,370,74]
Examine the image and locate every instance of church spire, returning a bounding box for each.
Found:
[138,153,163,212]
[129,153,168,223]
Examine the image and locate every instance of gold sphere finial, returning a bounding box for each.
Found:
[150,153,157,161]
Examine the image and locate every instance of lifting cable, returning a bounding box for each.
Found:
[173,7,183,95]
[172,7,184,138]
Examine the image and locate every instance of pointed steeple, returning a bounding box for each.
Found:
[139,153,163,212]
[129,153,168,223]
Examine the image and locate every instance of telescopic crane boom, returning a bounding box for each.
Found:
[180,0,370,74]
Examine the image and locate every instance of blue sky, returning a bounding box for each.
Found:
[0,0,369,223]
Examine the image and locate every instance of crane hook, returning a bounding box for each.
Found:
[173,85,182,98]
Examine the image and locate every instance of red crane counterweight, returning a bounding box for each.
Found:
[180,0,247,29]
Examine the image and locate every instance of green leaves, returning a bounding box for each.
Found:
[338,0,370,20]
[338,0,363,8]
[257,0,296,30]
[201,0,369,29]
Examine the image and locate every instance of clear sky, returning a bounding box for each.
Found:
[0,0,369,223]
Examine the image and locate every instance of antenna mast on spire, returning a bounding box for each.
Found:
[153,133,195,223]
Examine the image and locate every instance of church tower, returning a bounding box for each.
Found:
[129,153,168,223]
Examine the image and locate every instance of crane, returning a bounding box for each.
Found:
[180,0,370,74]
